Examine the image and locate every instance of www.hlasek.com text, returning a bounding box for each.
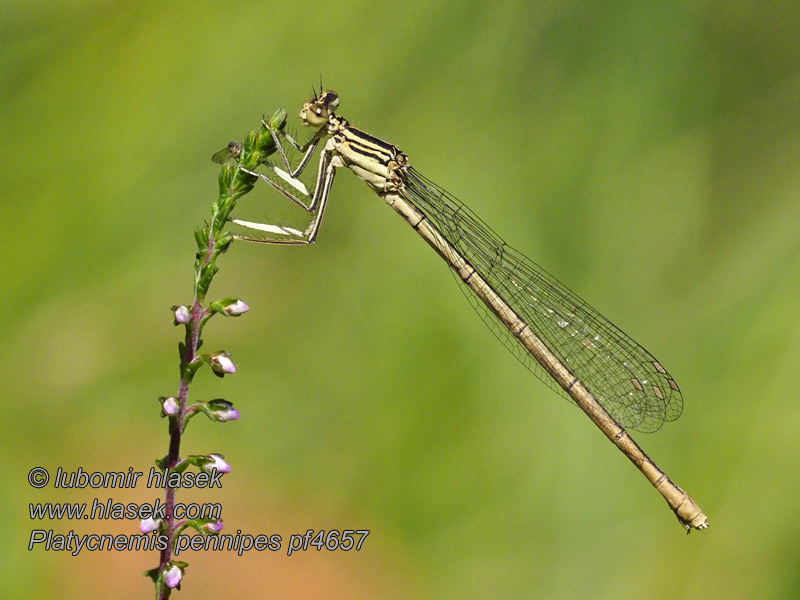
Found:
[29,497,220,521]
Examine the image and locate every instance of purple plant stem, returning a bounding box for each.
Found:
[156,233,217,600]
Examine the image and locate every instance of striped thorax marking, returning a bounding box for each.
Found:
[325,115,407,194]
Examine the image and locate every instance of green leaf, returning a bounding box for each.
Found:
[265,107,288,131]
[194,226,209,252]
[183,357,203,382]
[196,262,219,301]
[215,232,233,255]
[218,162,237,192]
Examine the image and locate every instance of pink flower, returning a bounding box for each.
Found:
[224,299,249,316]
[139,517,161,534]
[204,453,231,474]
[162,397,180,416]
[163,564,182,588]
[209,399,240,421]
[204,519,224,534]
[173,305,190,324]
[209,352,236,375]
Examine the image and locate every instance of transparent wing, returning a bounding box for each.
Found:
[211,141,243,164]
[401,168,683,433]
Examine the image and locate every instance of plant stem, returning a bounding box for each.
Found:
[149,107,287,598]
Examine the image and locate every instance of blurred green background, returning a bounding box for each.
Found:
[3,1,800,598]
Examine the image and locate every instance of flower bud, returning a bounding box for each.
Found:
[161,397,180,416]
[140,517,162,534]
[208,399,240,422]
[163,564,182,589]
[172,305,190,325]
[209,352,236,376]
[204,519,224,534]
[204,453,231,474]
[223,299,249,316]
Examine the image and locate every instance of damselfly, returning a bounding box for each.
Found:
[230,89,708,531]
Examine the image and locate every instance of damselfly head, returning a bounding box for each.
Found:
[299,90,339,127]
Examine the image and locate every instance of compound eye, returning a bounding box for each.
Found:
[321,91,340,112]
[299,90,339,126]
[304,101,329,126]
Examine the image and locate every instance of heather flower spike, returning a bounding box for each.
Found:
[147,108,287,599]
